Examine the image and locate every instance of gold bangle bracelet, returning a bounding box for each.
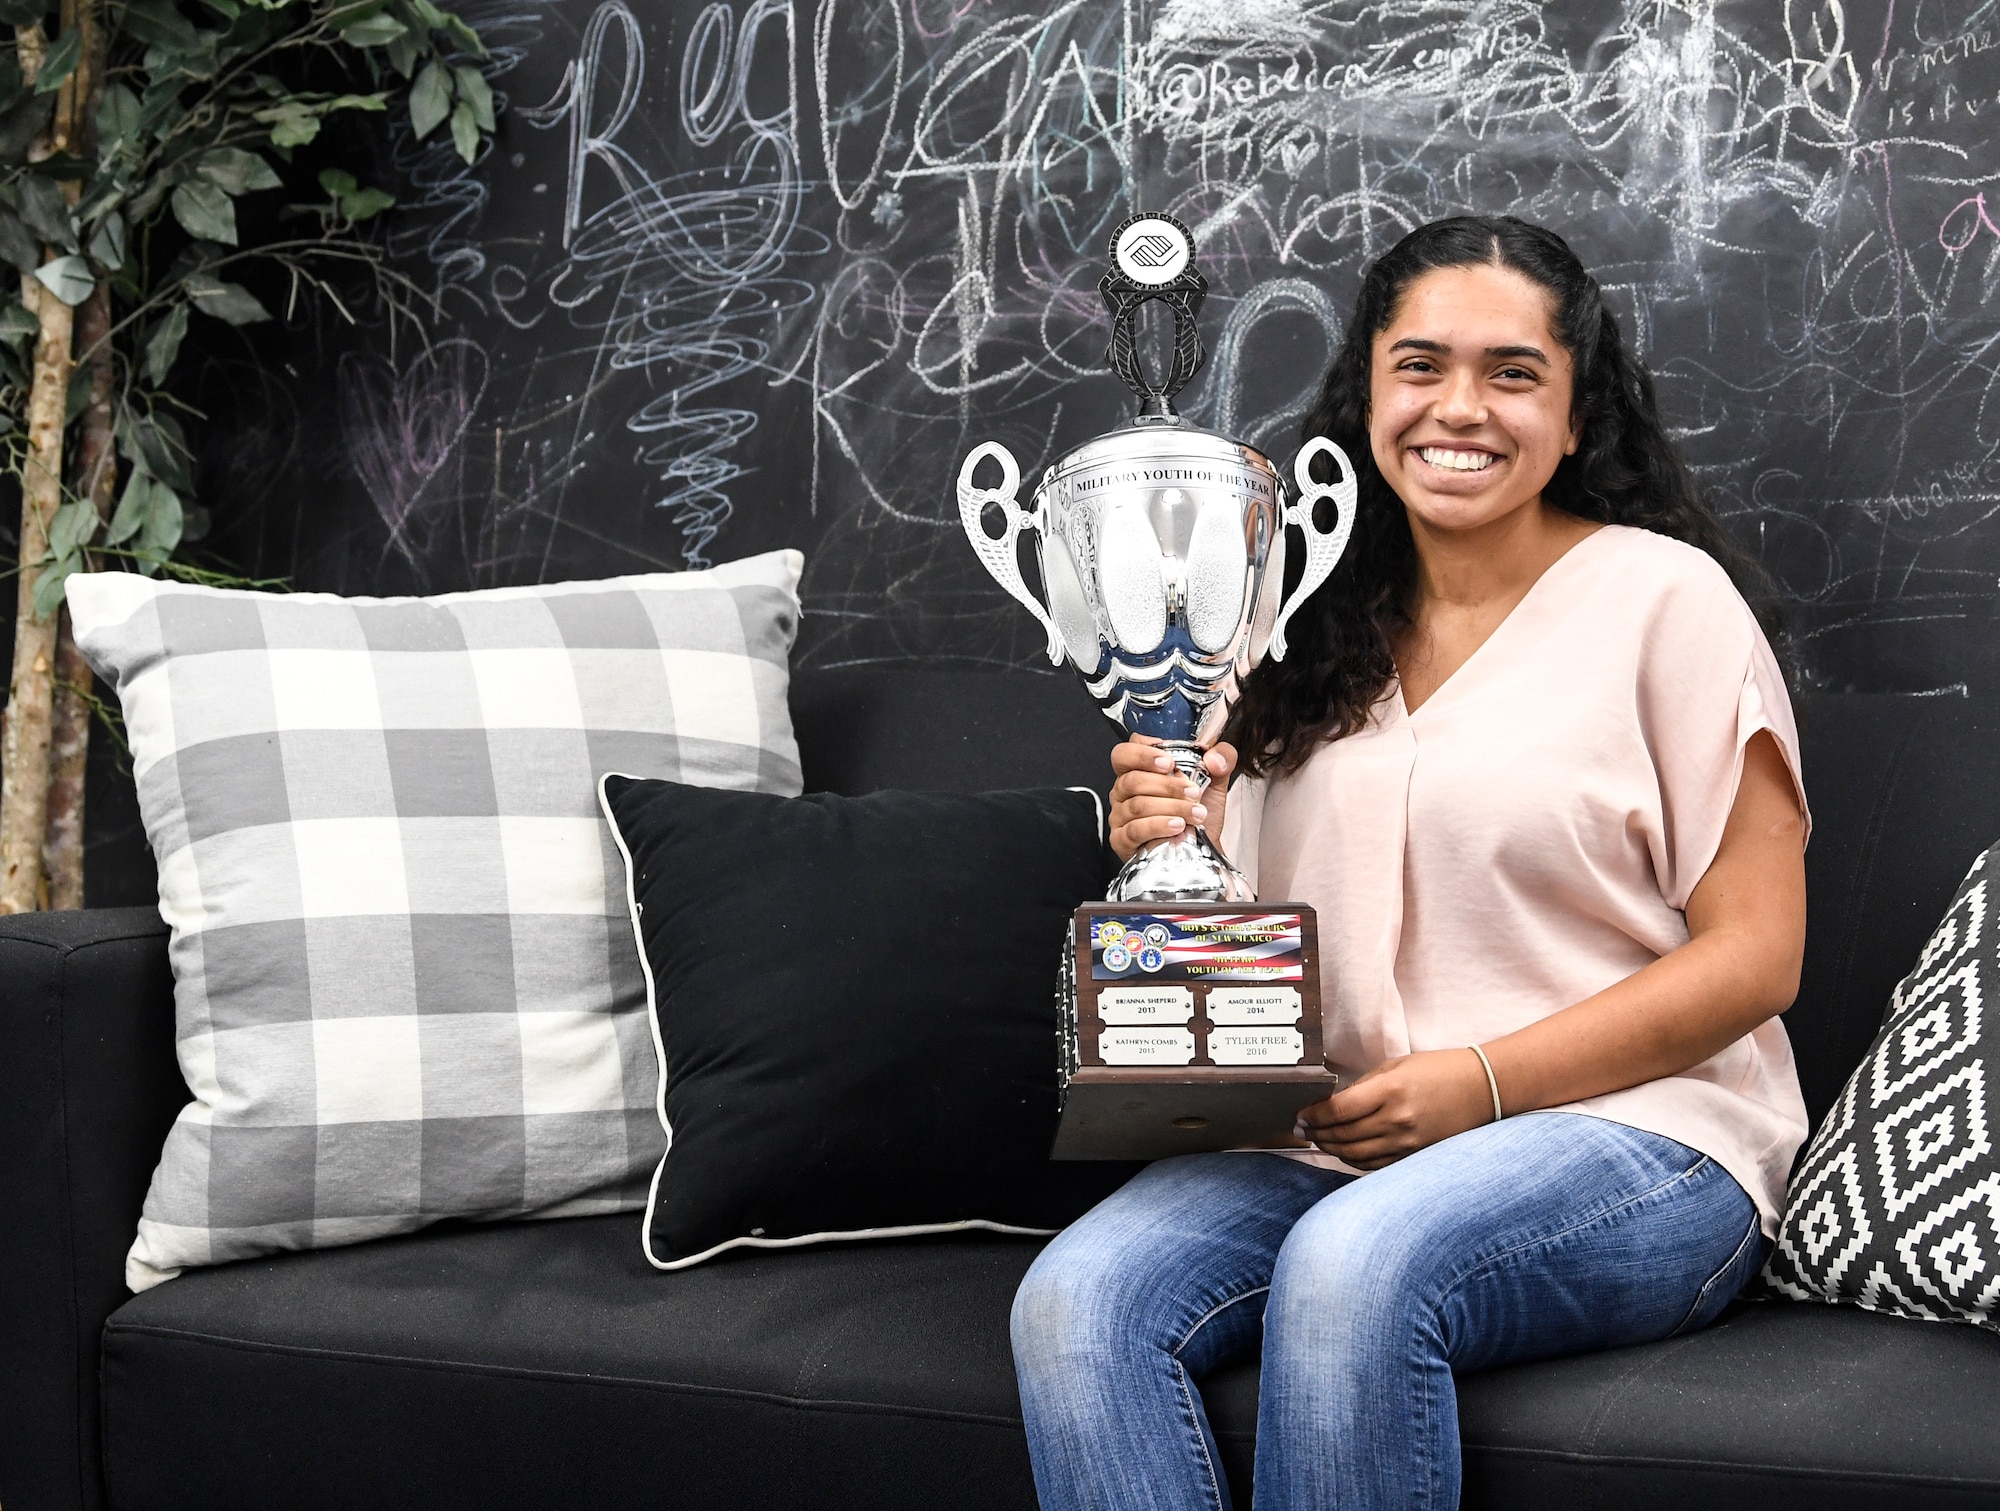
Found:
[1468,1044,1504,1123]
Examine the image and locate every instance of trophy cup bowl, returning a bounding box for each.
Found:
[955,214,1358,904]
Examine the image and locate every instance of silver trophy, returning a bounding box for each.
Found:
[957,212,1357,902]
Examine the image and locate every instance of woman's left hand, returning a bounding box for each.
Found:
[1294,1049,1495,1169]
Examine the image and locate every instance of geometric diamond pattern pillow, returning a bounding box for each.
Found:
[1763,842,1997,1328]
[66,552,803,1291]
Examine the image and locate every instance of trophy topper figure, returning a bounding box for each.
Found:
[956,212,1358,903]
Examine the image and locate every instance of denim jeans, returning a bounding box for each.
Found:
[1010,1112,1766,1511]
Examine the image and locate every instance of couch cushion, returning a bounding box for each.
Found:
[1789,691,2000,1129]
[1199,1302,2000,1510]
[1455,1299,2000,1509]
[103,1214,2000,1511]
[102,1215,1044,1511]
[0,908,181,1511]
[789,666,1118,798]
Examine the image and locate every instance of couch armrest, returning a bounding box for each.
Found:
[0,908,183,1511]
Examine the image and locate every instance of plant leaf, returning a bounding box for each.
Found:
[0,299,38,342]
[183,270,270,325]
[324,0,390,27]
[121,0,203,51]
[268,111,320,148]
[0,0,52,26]
[33,550,76,619]
[63,358,89,421]
[32,25,81,94]
[171,178,237,244]
[318,166,358,197]
[107,467,154,544]
[384,29,420,77]
[408,59,448,138]
[341,185,395,220]
[126,171,171,222]
[14,170,76,251]
[48,496,99,557]
[0,204,39,272]
[33,253,92,305]
[137,479,184,556]
[338,12,406,45]
[439,11,485,55]
[0,90,53,160]
[453,65,493,131]
[87,208,125,270]
[115,411,194,492]
[96,81,142,154]
[449,97,477,163]
[142,302,188,383]
[196,145,282,194]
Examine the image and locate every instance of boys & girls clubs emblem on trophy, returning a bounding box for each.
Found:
[955,213,1358,1159]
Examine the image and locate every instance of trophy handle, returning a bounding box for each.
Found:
[1270,436,1358,662]
[957,441,1064,665]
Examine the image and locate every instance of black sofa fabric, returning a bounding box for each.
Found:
[0,907,185,1511]
[8,668,2000,1509]
[100,1212,2000,1511]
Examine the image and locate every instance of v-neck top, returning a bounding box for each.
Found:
[1222,524,1810,1232]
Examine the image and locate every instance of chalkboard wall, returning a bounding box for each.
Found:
[185,0,2000,698]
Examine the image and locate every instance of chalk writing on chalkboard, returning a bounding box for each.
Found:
[199,0,2000,696]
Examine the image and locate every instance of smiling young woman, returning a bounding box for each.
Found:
[1010,217,1810,1511]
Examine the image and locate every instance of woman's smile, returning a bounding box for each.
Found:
[1411,443,1504,476]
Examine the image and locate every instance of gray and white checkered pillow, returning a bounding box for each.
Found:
[68,553,803,1290]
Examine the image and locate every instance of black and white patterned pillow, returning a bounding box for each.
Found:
[1764,844,1999,1327]
[69,555,803,1291]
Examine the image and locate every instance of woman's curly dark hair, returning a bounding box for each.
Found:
[1224,214,1779,778]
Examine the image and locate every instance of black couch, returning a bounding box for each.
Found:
[6,667,2000,1511]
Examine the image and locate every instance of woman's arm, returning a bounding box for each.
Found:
[1299,730,1806,1169]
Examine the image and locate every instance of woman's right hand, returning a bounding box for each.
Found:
[1108,737,1237,863]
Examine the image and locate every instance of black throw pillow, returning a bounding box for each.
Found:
[598,776,1141,1268]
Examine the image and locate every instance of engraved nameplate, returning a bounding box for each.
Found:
[1099,1027,1198,1065]
[1206,986,1302,1025]
[1208,1027,1306,1066]
[1097,986,1195,1025]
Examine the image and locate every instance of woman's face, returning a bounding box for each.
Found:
[1367,263,1579,535]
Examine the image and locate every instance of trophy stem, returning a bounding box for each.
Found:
[1107,740,1255,904]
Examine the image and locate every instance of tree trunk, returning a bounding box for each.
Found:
[0,272,73,913]
[43,607,91,907]
[3,1,100,913]
[42,79,115,911]
[42,287,114,911]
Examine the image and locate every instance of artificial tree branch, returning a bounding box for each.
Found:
[41,0,112,910]
[43,274,113,908]
[0,9,85,914]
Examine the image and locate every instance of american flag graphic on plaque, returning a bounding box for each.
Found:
[1090,913,1304,983]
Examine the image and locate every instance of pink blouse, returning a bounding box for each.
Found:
[1222,524,1810,1232]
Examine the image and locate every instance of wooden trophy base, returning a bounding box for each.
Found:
[1053,901,1334,1161]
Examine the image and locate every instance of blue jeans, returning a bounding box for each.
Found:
[1010,1112,1766,1511]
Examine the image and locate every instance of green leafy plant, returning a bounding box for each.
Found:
[0,0,494,913]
